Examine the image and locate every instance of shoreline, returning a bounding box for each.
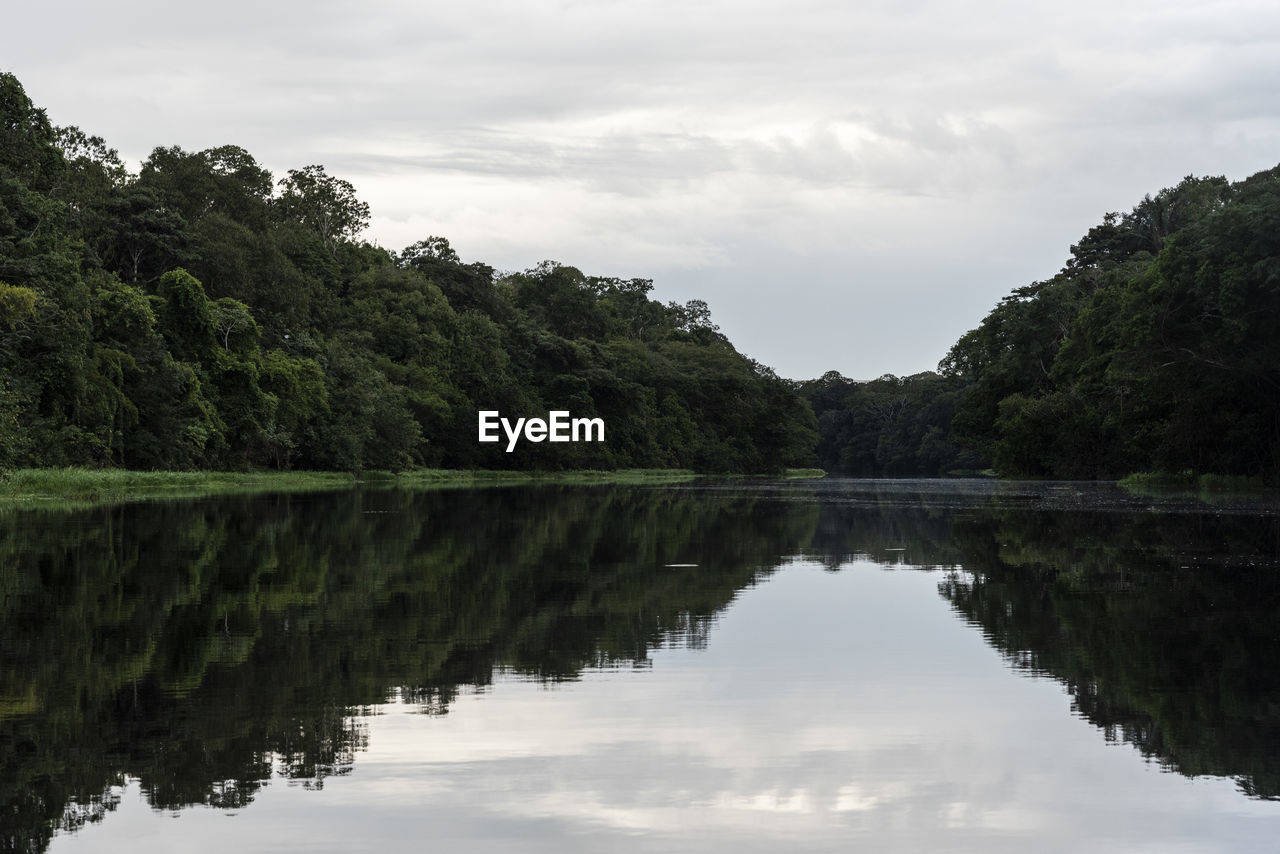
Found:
[0,467,827,510]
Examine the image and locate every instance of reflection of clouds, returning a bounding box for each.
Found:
[49,563,1280,854]
[717,790,817,813]
[832,783,881,812]
[310,564,1278,851]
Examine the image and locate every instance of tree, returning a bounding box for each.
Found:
[139,144,273,227]
[400,236,501,316]
[0,281,38,328]
[53,125,128,219]
[0,71,821,475]
[211,297,259,353]
[90,184,191,284]
[155,268,217,364]
[274,165,370,249]
[0,72,64,192]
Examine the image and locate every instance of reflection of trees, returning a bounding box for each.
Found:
[942,509,1280,799]
[0,485,818,851]
[809,499,962,569]
[6,482,1280,851]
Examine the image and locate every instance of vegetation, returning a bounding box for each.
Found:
[801,166,1280,482]
[5,65,1278,480]
[0,467,353,504]
[390,467,697,485]
[0,466,700,508]
[0,73,816,476]
[1118,470,1268,496]
[938,169,1280,481]
[799,370,986,476]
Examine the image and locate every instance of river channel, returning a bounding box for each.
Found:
[3,478,1279,852]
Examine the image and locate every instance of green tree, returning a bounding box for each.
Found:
[274,165,370,250]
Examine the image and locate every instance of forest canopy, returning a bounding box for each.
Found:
[0,73,817,474]
[3,68,1277,480]
[802,166,1280,481]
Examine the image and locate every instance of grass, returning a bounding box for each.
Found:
[0,468,357,507]
[1,465,854,509]
[783,468,827,479]
[0,466,702,508]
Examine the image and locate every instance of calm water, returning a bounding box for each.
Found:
[3,478,1280,852]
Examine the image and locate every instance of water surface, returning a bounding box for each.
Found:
[3,479,1278,852]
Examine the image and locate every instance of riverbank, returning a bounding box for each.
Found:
[0,467,716,509]
[0,468,358,507]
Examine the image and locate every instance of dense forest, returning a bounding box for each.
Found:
[3,67,1278,479]
[0,73,816,474]
[803,165,1280,481]
[799,370,986,476]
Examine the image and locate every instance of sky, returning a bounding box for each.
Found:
[5,0,1280,379]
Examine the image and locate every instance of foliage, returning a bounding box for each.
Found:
[941,170,1280,481]
[799,370,986,475]
[0,73,816,475]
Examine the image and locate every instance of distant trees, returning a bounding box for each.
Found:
[799,370,985,476]
[275,164,370,249]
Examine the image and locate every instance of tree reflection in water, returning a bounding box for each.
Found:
[1,480,1278,851]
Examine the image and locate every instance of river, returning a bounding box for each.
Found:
[3,478,1278,852]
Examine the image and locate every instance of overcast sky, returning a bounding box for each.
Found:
[6,0,1280,379]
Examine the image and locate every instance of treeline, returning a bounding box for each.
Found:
[941,165,1280,479]
[799,370,986,476]
[0,73,816,473]
[9,62,1277,480]
[801,163,1280,480]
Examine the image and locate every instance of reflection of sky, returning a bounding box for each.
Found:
[50,562,1280,853]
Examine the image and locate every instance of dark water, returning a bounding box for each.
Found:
[3,479,1280,852]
